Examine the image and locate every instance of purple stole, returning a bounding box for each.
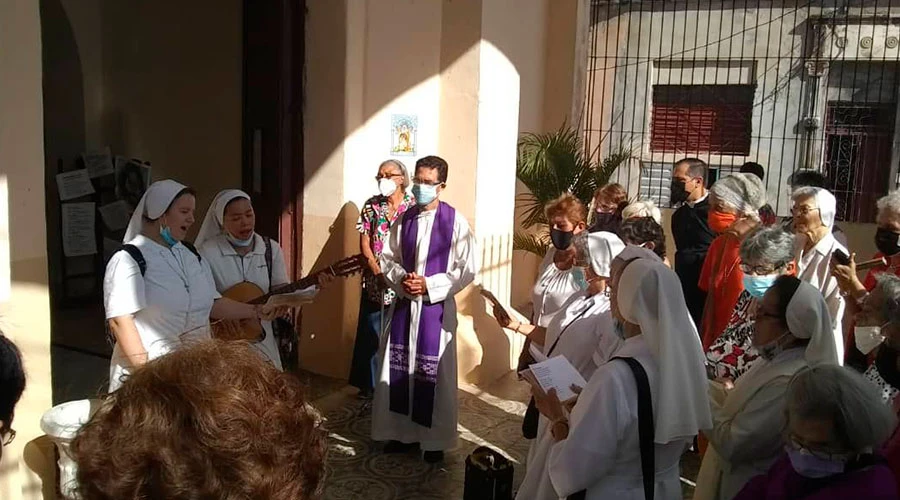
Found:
[389,202,456,428]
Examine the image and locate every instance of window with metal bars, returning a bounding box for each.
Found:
[650,84,755,156]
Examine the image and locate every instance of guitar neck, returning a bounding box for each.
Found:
[249,272,322,305]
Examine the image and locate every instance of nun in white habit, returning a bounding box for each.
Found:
[500,232,626,500]
[103,180,277,392]
[195,189,321,370]
[694,277,839,500]
[538,257,712,499]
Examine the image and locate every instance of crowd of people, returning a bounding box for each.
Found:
[6,154,900,499]
[491,157,900,499]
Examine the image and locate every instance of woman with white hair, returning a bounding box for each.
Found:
[736,365,898,498]
[495,232,627,500]
[349,159,415,397]
[791,186,848,362]
[104,180,280,392]
[834,190,900,369]
[196,190,329,370]
[706,227,796,381]
[621,200,662,225]
[533,256,711,499]
[698,173,768,348]
[694,276,840,500]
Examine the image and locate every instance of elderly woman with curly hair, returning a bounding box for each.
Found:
[71,340,327,500]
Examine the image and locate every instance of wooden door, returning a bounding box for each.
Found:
[242,0,305,279]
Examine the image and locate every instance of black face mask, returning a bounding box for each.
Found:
[589,212,622,234]
[876,343,900,389]
[875,227,900,257]
[670,179,689,205]
[550,228,574,250]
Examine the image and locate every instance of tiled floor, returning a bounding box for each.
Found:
[312,373,700,499]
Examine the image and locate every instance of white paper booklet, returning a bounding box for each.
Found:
[520,355,586,403]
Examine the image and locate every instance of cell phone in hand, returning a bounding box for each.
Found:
[833,249,851,266]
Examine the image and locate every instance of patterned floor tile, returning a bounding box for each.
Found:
[309,371,701,499]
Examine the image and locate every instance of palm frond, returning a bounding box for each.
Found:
[516,124,594,227]
[513,232,549,258]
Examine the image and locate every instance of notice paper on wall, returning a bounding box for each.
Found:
[82,147,115,178]
[519,355,587,403]
[98,200,132,231]
[56,170,95,201]
[62,202,97,257]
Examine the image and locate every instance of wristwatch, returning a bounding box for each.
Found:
[551,418,569,440]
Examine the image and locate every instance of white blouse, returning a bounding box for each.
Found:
[531,248,587,328]
[103,235,220,391]
[199,233,295,370]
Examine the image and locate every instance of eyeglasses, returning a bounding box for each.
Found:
[791,206,820,217]
[375,173,403,181]
[412,179,443,187]
[786,435,850,462]
[740,261,787,275]
[2,428,16,446]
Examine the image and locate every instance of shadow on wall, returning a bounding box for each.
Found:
[298,202,362,379]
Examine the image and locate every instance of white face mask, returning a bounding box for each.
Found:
[378,178,398,197]
[855,324,887,355]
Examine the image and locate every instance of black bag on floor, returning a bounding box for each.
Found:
[464,446,513,500]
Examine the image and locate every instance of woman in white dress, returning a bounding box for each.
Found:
[103,180,280,391]
[537,256,713,499]
[196,189,323,370]
[495,232,627,500]
[694,276,840,500]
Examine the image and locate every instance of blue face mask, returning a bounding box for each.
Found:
[411,183,439,206]
[227,232,255,248]
[572,267,588,289]
[787,447,848,479]
[160,225,178,247]
[743,274,779,298]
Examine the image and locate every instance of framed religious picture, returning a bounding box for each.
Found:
[390,114,417,156]
[114,157,151,211]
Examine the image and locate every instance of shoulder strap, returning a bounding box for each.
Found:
[181,240,202,263]
[263,236,273,286]
[566,355,655,500]
[612,356,655,500]
[119,244,146,276]
[546,303,594,357]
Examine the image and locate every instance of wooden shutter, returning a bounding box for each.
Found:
[651,85,755,156]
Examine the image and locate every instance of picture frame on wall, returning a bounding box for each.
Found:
[390,114,417,157]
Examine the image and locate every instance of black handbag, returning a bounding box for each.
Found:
[464,446,513,500]
[521,307,591,439]
[569,356,654,500]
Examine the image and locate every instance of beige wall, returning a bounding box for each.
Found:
[301,0,579,384]
[43,0,243,231]
[0,0,55,497]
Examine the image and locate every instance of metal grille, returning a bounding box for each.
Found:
[582,1,900,222]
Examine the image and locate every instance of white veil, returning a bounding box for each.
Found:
[785,280,840,366]
[123,179,189,243]
[194,189,251,248]
[617,258,713,442]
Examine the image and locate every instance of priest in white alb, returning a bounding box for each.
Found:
[371,155,477,464]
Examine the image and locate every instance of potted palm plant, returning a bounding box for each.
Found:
[514,125,632,257]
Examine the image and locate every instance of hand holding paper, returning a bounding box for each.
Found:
[520,355,587,403]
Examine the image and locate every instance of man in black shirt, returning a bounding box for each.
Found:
[671,158,715,330]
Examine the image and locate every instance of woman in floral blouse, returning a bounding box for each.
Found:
[349,159,415,398]
[706,227,797,381]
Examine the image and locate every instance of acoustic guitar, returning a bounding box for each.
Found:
[212,254,366,341]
